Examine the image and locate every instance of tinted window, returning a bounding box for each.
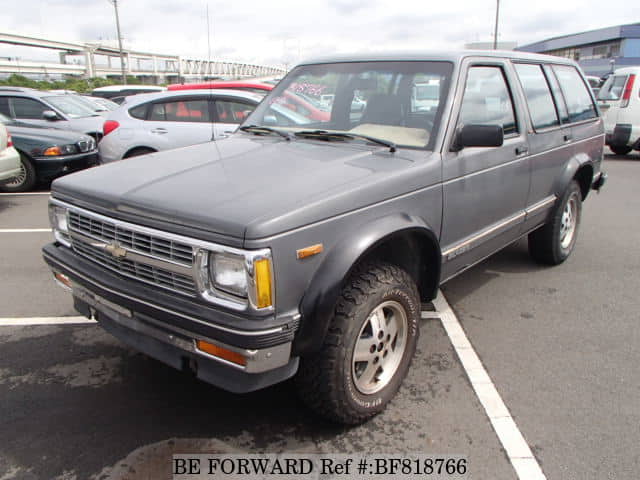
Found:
[12,97,48,119]
[0,97,10,117]
[459,66,517,135]
[129,104,147,119]
[149,99,211,122]
[514,64,559,130]
[597,75,628,101]
[215,100,256,124]
[552,65,597,122]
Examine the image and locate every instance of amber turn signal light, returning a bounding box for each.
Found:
[296,243,324,260]
[196,340,247,367]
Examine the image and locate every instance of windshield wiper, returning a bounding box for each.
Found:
[294,130,396,152]
[239,125,292,141]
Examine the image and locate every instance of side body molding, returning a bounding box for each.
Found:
[293,213,441,355]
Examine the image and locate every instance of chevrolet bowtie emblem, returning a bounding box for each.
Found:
[105,242,127,259]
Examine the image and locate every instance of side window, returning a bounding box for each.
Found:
[552,65,597,123]
[543,66,569,124]
[129,104,148,120]
[0,97,10,117]
[149,99,211,122]
[459,66,518,135]
[215,100,256,124]
[514,64,559,130]
[11,97,48,119]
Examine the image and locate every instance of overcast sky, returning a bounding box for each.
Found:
[0,0,636,68]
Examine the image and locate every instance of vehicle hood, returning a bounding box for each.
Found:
[64,115,104,135]
[52,135,433,240]
[7,122,90,146]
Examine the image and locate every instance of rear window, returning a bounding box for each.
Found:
[597,75,628,101]
[149,99,211,122]
[552,65,597,123]
[514,64,559,130]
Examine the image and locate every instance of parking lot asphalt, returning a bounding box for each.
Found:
[1,151,638,480]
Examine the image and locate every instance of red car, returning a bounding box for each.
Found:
[167,81,330,122]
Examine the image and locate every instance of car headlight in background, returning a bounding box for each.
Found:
[43,144,78,156]
[195,247,274,311]
[48,203,71,247]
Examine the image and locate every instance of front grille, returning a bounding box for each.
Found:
[71,237,197,296]
[68,211,193,266]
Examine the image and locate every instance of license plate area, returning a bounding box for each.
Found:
[73,284,133,318]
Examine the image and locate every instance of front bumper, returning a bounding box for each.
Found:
[43,243,299,393]
[33,151,100,181]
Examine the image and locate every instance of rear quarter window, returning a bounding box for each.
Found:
[597,75,628,101]
[552,65,597,123]
[129,104,147,119]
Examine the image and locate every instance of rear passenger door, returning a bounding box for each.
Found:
[440,60,530,280]
[512,62,569,230]
[145,96,214,150]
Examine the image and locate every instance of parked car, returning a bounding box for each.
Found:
[168,81,331,122]
[597,66,640,155]
[0,113,98,192]
[585,75,603,97]
[0,120,21,186]
[98,89,264,163]
[84,96,120,112]
[43,51,605,425]
[0,87,105,142]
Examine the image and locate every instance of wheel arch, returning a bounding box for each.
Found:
[556,156,594,201]
[293,213,441,356]
[123,146,157,158]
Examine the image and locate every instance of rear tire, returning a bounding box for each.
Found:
[0,153,36,193]
[295,262,420,424]
[609,145,632,155]
[123,147,156,159]
[528,180,582,265]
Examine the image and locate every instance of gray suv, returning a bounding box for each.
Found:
[43,51,606,424]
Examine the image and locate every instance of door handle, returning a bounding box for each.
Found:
[151,128,168,134]
[563,134,572,142]
[515,146,528,155]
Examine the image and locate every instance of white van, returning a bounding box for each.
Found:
[597,67,640,155]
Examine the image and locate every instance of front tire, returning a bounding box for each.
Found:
[528,180,582,265]
[295,262,420,424]
[0,153,36,193]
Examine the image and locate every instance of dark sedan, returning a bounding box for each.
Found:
[0,113,99,192]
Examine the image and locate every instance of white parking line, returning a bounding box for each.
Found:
[0,192,50,196]
[0,316,96,326]
[0,228,52,233]
[428,291,547,480]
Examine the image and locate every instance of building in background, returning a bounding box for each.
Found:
[517,23,640,78]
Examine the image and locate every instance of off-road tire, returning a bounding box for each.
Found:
[528,180,582,265]
[0,152,36,193]
[295,262,420,424]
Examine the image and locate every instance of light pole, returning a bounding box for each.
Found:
[493,0,500,50]
[108,0,127,84]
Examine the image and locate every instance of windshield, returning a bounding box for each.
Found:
[43,95,97,118]
[244,61,453,149]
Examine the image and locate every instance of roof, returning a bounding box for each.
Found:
[296,49,577,66]
[167,81,273,91]
[91,85,165,92]
[121,88,265,106]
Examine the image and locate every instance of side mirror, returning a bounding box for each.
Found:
[42,110,60,121]
[451,124,504,152]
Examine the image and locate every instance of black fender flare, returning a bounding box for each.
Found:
[555,155,594,201]
[293,213,440,355]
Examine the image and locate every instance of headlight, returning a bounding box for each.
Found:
[195,247,274,311]
[210,252,247,297]
[43,144,78,156]
[48,203,71,247]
